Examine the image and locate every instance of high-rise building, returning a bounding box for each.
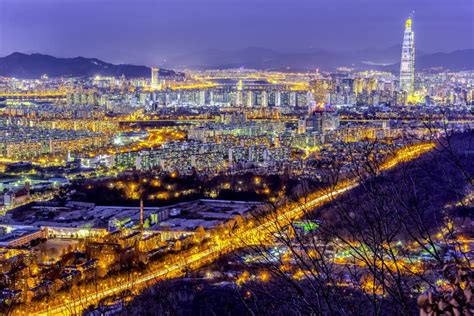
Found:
[246,91,254,107]
[261,91,268,107]
[236,80,243,106]
[299,107,339,134]
[274,91,281,106]
[353,78,365,96]
[151,67,160,89]
[309,79,333,106]
[367,78,378,93]
[289,92,297,107]
[399,16,415,95]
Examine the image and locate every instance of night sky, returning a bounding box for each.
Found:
[0,0,472,65]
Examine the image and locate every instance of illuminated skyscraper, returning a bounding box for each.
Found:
[261,91,268,107]
[274,91,281,106]
[309,79,333,106]
[236,80,243,106]
[246,91,254,107]
[151,66,160,89]
[399,16,415,95]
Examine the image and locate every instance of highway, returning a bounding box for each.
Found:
[31,186,354,315]
[25,142,433,315]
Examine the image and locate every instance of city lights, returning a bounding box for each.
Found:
[0,2,472,315]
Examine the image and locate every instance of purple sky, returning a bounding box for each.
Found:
[0,0,472,65]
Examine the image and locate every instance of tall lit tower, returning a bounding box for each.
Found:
[399,15,415,95]
[151,66,160,89]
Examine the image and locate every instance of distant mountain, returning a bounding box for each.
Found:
[383,49,474,72]
[0,52,176,79]
[163,46,406,70]
[164,47,282,69]
[2,49,472,78]
[164,47,473,72]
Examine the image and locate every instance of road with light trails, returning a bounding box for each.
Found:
[27,142,434,316]
[31,185,354,316]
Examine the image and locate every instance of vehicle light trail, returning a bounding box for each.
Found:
[22,142,434,316]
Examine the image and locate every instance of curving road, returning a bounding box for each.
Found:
[29,143,433,315]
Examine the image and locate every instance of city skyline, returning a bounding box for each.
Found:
[0,0,472,65]
[0,1,472,315]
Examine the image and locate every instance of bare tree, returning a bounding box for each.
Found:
[231,126,473,316]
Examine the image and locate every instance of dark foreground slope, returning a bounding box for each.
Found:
[97,132,474,316]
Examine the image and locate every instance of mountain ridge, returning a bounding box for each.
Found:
[1,48,472,78]
[162,47,473,72]
[0,52,177,79]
